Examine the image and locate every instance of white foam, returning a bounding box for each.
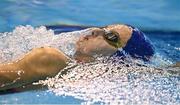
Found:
[174,47,180,51]
[0,25,92,63]
[37,57,179,105]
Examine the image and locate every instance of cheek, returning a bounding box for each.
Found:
[86,38,103,50]
[84,38,117,55]
[78,41,96,54]
[76,38,100,54]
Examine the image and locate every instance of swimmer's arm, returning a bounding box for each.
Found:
[0,47,69,91]
[0,62,42,91]
[0,63,28,90]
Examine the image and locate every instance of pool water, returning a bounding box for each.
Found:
[1,0,180,32]
[0,0,180,105]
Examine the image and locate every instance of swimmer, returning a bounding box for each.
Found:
[0,24,155,90]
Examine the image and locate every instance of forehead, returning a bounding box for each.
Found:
[104,24,132,31]
[104,24,124,30]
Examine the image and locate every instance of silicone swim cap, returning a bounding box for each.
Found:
[113,25,155,61]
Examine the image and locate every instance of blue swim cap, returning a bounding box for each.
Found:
[113,25,155,61]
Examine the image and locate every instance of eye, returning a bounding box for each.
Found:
[104,31,119,42]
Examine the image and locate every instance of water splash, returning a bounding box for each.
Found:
[37,56,179,105]
[0,25,91,63]
[0,25,179,105]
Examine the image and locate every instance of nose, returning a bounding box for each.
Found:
[78,28,105,42]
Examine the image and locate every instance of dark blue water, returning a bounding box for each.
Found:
[0,0,180,104]
[0,0,180,32]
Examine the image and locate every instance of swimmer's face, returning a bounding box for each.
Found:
[76,24,133,57]
[76,28,117,56]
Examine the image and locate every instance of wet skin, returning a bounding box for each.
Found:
[0,24,136,90]
[0,47,69,90]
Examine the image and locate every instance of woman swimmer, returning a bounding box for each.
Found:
[0,24,155,90]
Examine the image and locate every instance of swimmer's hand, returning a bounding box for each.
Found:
[0,47,69,90]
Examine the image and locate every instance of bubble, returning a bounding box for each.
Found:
[0,25,92,63]
[37,56,180,105]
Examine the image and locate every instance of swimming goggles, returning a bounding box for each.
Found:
[102,29,122,48]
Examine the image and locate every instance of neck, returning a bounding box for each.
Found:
[73,51,95,63]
